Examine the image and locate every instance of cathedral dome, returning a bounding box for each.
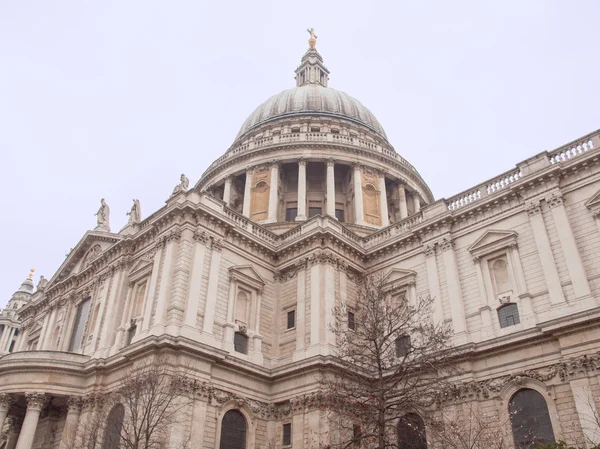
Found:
[235,85,388,141]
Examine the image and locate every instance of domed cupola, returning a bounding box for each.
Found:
[198,30,433,233]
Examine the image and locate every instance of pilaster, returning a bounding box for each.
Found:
[137,241,164,338]
[353,164,366,226]
[152,230,180,336]
[296,159,307,221]
[326,159,336,218]
[266,161,280,223]
[439,236,468,344]
[292,260,307,362]
[423,243,444,325]
[378,172,389,227]
[181,229,209,339]
[201,237,223,344]
[242,169,253,218]
[398,182,408,219]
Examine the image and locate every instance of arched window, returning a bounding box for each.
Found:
[397,413,427,449]
[490,257,511,295]
[235,291,249,324]
[498,303,520,328]
[103,404,125,449]
[220,409,247,449]
[363,184,381,225]
[509,389,555,448]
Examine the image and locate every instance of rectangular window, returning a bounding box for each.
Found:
[395,335,411,358]
[286,208,298,222]
[8,341,15,353]
[283,423,292,446]
[132,281,147,317]
[335,209,345,222]
[291,127,300,133]
[331,128,340,134]
[308,207,322,218]
[287,310,296,330]
[234,332,249,354]
[68,298,91,352]
[348,311,355,330]
[310,126,320,132]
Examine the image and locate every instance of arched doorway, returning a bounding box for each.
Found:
[103,404,125,449]
[509,388,555,448]
[397,413,427,449]
[220,409,247,449]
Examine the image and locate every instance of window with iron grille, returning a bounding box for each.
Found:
[220,409,247,449]
[509,389,555,448]
[348,311,355,330]
[498,303,520,328]
[395,335,411,358]
[282,423,292,446]
[234,332,249,354]
[286,208,298,222]
[308,207,322,218]
[287,310,295,330]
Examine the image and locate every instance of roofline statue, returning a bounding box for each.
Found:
[126,198,142,224]
[94,198,110,232]
[172,174,190,196]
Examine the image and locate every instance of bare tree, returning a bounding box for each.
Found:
[427,402,514,449]
[323,274,457,449]
[66,357,194,449]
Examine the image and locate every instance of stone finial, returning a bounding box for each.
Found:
[307,28,317,48]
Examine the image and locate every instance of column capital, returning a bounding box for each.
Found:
[352,162,363,171]
[66,396,83,412]
[423,243,436,258]
[525,199,542,216]
[326,158,335,167]
[0,393,13,411]
[297,158,307,167]
[224,175,234,183]
[25,392,48,411]
[546,192,565,209]
[438,236,454,252]
[270,160,280,168]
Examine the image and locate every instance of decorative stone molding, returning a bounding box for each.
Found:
[211,238,224,252]
[438,237,454,252]
[297,158,307,166]
[0,393,13,411]
[25,392,48,411]
[66,396,83,412]
[546,193,565,209]
[423,243,436,258]
[326,158,335,167]
[525,200,542,216]
[193,228,209,243]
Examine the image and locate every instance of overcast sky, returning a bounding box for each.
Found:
[1,1,599,307]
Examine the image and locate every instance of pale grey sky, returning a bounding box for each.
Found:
[1,1,599,307]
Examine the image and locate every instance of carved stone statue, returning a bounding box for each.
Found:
[37,275,48,290]
[172,174,190,196]
[94,198,110,232]
[307,28,318,48]
[126,199,141,224]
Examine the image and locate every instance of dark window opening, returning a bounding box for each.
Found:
[509,389,555,448]
[8,341,15,353]
[291,127,300,133]
[398,413,427,449]
[395,335,411,358]
[348,311,355,330]
[104,404,125,449]
[287,310,295,330]
[332,128,340,134]
[335,209,345,222]
[308,207,322,218]
[286,208,298,222]
[127,325,137,346]
[234,332,249,355]
[283,423,292,446]
[311,127,320,132]
[13,329,19,336]
[220,409,247,449]
[498,303,520,328]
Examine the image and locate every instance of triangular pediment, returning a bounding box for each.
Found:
[229,265,266,290]
[45,231,122,289]
[468,229,518,257]
[128,256,154,281]
[382,268,417,287]
[585,188,600,210]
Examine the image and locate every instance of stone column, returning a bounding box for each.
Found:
[353,164,365,226]
[152,231,180,334]
[296,159,307,221]
[15,325,29,352]
[266,162,280,223]
[378,172,389,227]
[412,192,421,214]
[59,397,82,449]
[0,327,13,352]
[5,418,21,449]
[439,237,468,344]
[398,183,408,220]
[41,307,58,350]
[526,200,567,307]
[202,238,223,338]
[223,176,233,205]
[140,243,164,334]
[242,169,253,218]
[326,159,336,218]
[547,193,592,300]
[36,313,51,351]
[424,244,444,325]
[98,266,125,353]
[15,392,47,449]
[293,260,307,362]
[0,393,12,434]
[182,230,208,337]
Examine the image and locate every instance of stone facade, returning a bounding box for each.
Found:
[1,34,600,449]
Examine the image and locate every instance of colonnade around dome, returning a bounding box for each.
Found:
[2,35,600,449]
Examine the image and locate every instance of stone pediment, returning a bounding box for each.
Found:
[585,188,600,212]
[229,265,266,290]
[46,232,122,288]
[382,268,417,288]
[128,256,154,282]
[468,229,518,257]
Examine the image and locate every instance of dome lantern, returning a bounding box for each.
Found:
[295,28,330,88]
